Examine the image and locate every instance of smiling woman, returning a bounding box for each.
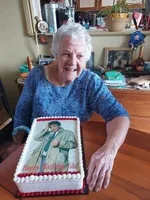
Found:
[48,23,92,86]
[8,22,130,193]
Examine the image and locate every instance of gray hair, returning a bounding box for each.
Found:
[51,22,93,61]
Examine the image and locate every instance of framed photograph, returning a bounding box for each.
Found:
[101,0,145,8]
[104,47,133,71]
[76,0,101,11]
[86,52,94,70]
[144,61,150,71]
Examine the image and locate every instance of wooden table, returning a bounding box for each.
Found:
[0,121,149,200]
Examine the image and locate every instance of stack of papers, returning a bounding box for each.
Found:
[104,79,126,87]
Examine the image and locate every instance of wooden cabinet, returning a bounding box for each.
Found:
[91,88,150,134]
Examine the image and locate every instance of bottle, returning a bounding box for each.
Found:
[85,20,90,29]
[44,3,57,33]
[134,45,145,71]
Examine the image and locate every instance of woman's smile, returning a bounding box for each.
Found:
[64,67,77,72]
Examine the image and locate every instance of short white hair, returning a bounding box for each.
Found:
[51,22,93,61]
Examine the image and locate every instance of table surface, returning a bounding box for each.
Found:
[0,121,150,200]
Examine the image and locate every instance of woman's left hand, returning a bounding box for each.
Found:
[86,145,117,192]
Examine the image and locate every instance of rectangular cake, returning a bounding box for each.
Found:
[13,116,85,197]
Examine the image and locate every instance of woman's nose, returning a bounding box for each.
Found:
[68,54,76,64]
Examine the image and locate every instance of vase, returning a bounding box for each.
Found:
[104,15,130,32]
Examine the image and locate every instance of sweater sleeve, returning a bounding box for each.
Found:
[87,74,129,122]
[13,68,36,129]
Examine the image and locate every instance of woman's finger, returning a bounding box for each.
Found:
[86,159,95,185]
[87,160,104,191]
[13,131,26,144]
[12,135,18,143]
[102,166,112,189]
[94,166,106,192]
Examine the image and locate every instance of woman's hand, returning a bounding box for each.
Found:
[86,145,117,192]
[5,131,27,158]
[12,130,27,145]
[46,124,50,131]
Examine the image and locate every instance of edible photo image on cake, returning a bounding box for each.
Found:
[22,119,79,174]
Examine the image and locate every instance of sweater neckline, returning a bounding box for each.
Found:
[40,64,85,89]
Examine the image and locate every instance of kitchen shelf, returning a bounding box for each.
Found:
[87,30,150,36]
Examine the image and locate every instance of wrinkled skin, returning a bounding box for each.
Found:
[87,145,116,192]
[52,36,87,86]
[87,116,130,192]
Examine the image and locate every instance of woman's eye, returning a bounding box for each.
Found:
[62,53,69,57]
[77,55,83,59]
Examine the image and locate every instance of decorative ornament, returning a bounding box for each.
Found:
[128,31,146,50]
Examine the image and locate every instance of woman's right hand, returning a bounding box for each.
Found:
[12,130,27,145]
[5,131,27,158]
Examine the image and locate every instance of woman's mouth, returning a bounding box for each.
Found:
[65,68,77,72]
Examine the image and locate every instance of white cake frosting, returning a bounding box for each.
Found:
[14,116,85,196]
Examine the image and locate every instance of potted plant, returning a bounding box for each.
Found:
[99,0,131,32]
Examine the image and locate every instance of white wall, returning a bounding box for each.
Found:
[0,0,37,109]
[0,0,150,110]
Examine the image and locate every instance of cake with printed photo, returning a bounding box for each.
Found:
[13,116,86,197]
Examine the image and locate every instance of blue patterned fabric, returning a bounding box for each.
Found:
[13,65,128,131]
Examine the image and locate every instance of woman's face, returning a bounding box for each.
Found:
[56,36,87,86]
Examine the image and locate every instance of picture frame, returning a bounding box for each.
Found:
[101,0,145,9]
[104,47,133,71]
[76,0,101,11]
[86,52,94,70]
[144,61,150,71]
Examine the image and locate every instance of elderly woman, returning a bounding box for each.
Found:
[11,22,129,192]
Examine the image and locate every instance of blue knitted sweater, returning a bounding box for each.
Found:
[14,65,128,129]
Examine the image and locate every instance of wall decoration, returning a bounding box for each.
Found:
[101,0,145,8]
[76,0,101,11]
[104,47,133,71]
[37,20,49,33]
[37,34,48,44]
[144,61,150,71]
[86,52,94,70]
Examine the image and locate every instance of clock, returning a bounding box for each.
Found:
[37,20,48,33]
